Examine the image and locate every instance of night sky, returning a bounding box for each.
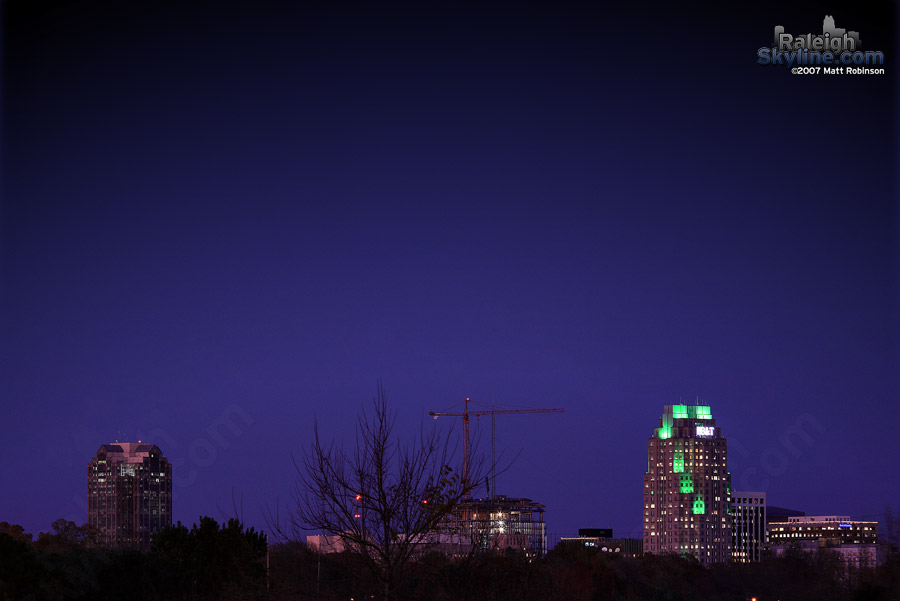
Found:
[2,0,897,545]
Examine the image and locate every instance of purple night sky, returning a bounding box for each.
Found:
[2,0,897,544]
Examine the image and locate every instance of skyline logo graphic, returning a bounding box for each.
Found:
[757,15,884,75]
[775,15,860,54]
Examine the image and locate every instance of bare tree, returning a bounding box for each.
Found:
[285,383,482,601]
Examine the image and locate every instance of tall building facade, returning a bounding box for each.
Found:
[643,404,732,565]
[731,491,766,562]
[88,442,172,548]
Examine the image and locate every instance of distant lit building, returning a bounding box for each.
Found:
[440,495,547,557]
[306,496,547,558]
[307,534,350,554]
[558,534,642,557]
[88,442,172,548]
[643,404,732,565]
[768,516,878,546]
[600,537,642,556]
[769,539,884,573]
[731,491,766,562]
[768,516,883,573]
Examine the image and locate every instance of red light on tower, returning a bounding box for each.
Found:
[355,494,362,501]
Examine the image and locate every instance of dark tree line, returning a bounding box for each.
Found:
[0,517,266,601]
[265,541,900,601]
[3,518,900,601]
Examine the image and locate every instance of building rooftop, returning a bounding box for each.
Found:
[456,495,546,511]
[96,442,160,463]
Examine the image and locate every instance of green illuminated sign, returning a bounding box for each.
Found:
[656,405,714,437]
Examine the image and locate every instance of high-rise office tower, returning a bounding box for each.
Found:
[731,491,766,562]
[643,404,732,565]
[88,442,172,548]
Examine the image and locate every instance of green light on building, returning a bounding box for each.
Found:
[679,474,693,493]
[673,451,684,473]
[672,404,688,419]
[689,405,712,419]
[692,497,705,515]
[656,413,674,439]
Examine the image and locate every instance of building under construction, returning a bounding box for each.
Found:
[307,496,548,558]
[437,495,547,557]
[426,398,560,558]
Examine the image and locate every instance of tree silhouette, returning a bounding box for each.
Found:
[282,383,480,601]
[151,516,268,601]
[34,519,99,552]
[0,522,32,544]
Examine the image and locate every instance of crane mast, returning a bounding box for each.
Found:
[429,397,564,497]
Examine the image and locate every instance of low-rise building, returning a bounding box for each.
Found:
[768,515,883,575]
[306,495,548,558]
[558,536,642,556]
[768,515,877,546]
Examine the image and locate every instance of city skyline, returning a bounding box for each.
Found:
[2,0,897,544]
[29,392,895,551]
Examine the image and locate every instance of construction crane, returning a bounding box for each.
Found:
[429,397,564,497]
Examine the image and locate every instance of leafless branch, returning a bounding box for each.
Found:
[286,381,487,601]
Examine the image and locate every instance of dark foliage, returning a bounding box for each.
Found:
[265,542,900,601]
[151,516,268,601]
[3,517,900,601]
[0,517,266,601]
